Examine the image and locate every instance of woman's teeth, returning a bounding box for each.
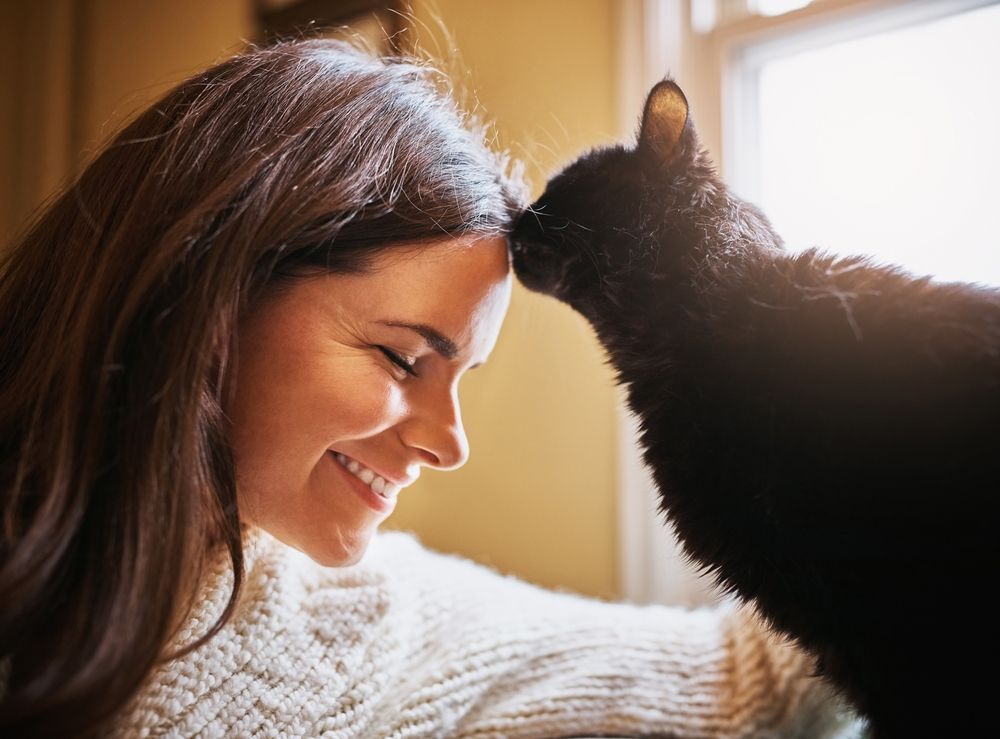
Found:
[333,452,401,500]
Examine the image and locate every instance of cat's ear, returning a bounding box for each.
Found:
[637,80,690,165]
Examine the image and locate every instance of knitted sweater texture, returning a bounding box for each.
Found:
[109,530,861,738]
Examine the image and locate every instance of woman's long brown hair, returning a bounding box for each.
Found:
[0,38,524,737]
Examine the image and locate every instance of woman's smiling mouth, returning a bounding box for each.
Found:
[329,451,403,501]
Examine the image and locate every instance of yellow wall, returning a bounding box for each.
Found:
[1,0,76,247]
[386,0,623,599]
[0,0,253,247]
[2,0,626,599]
[74,0,254,165]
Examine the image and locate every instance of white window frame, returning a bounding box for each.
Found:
[725,0,999,201]
[614,0,998,605]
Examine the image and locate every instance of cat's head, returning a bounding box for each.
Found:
[511,80,770,323]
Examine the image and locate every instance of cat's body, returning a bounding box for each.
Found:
[511,81,1000,738]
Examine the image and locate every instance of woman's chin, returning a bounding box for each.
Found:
[302,527,375,568]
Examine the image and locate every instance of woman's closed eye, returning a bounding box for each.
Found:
[377,346,418,378]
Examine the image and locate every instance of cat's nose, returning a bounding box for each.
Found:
[509,237,559,297]
[508,236,534,280]
[510,207,574,297]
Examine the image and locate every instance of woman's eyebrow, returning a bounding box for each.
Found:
[377,320,458,360]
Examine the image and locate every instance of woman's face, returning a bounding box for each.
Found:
[227,236,512,566]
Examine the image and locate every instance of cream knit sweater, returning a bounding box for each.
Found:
[109,530,863,738]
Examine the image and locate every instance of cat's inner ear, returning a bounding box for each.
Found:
[638,80,690,163]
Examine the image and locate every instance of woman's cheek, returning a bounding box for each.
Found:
[335,369,409,435]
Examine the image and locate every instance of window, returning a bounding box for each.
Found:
[728,0,1000,286]
[616,0,1000,606]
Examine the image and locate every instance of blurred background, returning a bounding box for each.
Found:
[3,0,998,605]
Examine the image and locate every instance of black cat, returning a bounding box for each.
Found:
[510,79,1000,738]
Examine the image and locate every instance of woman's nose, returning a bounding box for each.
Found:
[402,385,470,471]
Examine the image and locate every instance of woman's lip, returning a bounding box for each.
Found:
[329,450,414,488]
[327,451,395,514]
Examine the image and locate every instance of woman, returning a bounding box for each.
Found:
[0,39,858,738]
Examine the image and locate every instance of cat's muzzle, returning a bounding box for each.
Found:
[509,210,578,299]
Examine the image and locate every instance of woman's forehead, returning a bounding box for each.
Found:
[263,236,512,361]
[374,235,511,272]
[369,237,512,354]
[366,236,512,304]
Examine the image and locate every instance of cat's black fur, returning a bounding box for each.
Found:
[510,80,1000,738]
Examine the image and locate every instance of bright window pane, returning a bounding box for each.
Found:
[756,3,1000,287]
[752,0,812,16]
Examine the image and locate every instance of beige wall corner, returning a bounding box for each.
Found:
[1,0,76,249]
[1,0,254,251]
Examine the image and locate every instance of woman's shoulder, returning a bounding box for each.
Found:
[106,530,431,737]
